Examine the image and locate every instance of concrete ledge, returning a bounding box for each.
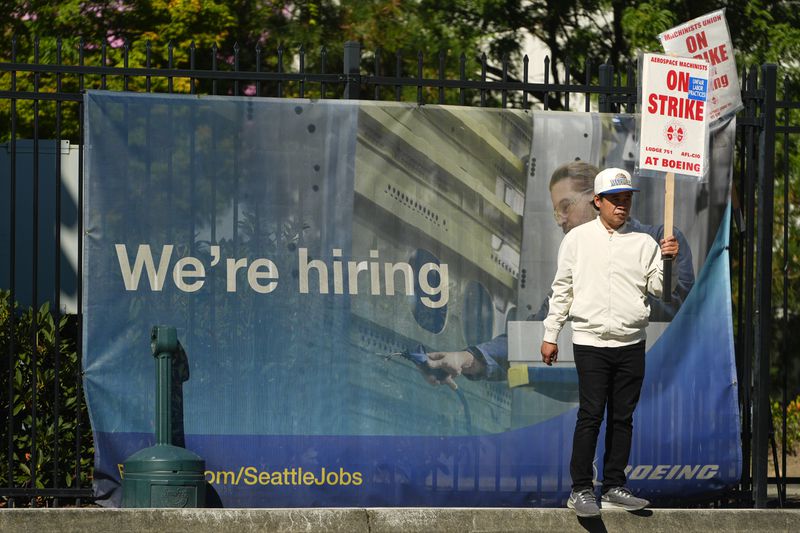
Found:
[1,507,799,533]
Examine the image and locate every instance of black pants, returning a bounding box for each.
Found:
[570,341,645,492]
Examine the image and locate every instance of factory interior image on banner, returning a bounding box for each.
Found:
[83,92,740,507]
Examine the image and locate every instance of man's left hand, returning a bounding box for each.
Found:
[659,235,679,258]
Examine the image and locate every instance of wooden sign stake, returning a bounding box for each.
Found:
[663,172,675,303]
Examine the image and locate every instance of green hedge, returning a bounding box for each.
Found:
[0,289,93,494]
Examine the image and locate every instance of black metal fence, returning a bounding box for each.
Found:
[0,38,797,508]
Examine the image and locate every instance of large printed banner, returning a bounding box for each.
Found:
[83,92,740,507]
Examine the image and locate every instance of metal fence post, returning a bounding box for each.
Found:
[598,64,613,113]
[343,41,361,100]
[739,65,759,502]
[752,63,777,508]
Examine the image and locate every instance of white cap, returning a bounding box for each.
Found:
[594,168,639,195]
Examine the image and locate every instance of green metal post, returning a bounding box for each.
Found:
[121,326,206,508]
[152,326,177,445]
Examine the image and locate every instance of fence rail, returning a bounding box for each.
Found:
[1,38,798,508]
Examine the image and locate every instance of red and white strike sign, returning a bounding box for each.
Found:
[639,53,710,178]
[659,9,742,125]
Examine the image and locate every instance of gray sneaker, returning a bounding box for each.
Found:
[601,486,650,511]
[567,488,600,518]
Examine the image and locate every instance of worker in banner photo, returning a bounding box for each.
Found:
[541,167,679,518]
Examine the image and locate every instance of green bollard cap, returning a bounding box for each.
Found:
[124,444,204,474]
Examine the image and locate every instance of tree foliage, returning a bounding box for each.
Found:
[2,1,799,99]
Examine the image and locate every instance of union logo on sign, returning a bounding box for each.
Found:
[664,121,685,146]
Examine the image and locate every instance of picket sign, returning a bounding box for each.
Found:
[659,9,743,126]
[638,52,711,301]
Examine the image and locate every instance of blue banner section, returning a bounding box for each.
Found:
[83,92,740,507]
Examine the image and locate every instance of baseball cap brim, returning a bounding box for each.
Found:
[599,186,639,194]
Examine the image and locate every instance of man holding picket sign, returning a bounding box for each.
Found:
[540,167,680,517]
[542,52,710,518]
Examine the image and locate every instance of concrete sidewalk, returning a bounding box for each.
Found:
[1,507,799,533]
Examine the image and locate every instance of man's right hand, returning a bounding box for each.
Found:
[540,341,558,366]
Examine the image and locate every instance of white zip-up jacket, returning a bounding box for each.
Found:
[543,217,663,347]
